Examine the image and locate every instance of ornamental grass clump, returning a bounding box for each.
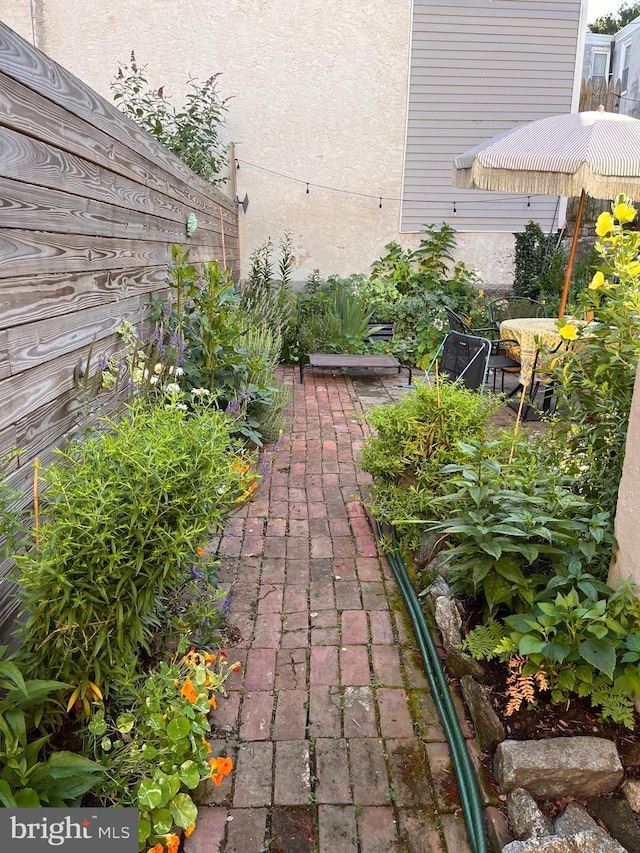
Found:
[15,400,251,710]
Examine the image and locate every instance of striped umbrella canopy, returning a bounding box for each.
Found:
[452,107,640,317]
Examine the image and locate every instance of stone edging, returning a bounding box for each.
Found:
[425,573,640,853]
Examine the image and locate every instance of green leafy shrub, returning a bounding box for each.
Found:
[112,53,229,184]
[0,656,103,807]
[86,646,237,850]
[15,401,248,708]
[428,440,614,614]
[462,579,640,728]
[360,382,501,548]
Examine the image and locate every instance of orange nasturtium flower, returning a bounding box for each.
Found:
[209,755,233,786]
[185,823,196,839]
[196,547,207,557]
[165,834,180,853]
[147,845,163,853]
[180,678,198,704]
[203,652,216,664]
[231,661,242,673]
[208,694,218,710]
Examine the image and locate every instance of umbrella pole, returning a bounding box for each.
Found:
[558,188,586,319]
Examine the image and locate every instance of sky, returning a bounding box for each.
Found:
[587,0,627,23]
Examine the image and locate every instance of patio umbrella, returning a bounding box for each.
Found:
[453,107,640,317]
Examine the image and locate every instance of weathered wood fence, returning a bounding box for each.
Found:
[0,22,239,643]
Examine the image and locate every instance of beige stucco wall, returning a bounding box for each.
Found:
[3,0,516,286]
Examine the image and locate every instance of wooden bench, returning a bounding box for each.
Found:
[300,353,412,385]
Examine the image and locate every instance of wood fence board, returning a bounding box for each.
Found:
[7,293,151,375]
[0,176,231,245]
[0,332,9,380]
[0,268,168,331]
[0,125,236,234]
[0,230,226,279]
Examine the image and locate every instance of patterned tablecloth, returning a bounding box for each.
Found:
[499,316,577,385]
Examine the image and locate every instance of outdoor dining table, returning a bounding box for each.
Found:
[499,316,575,387]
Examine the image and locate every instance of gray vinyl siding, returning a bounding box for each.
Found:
[401,0,585,233]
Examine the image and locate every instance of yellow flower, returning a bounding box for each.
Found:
[478,289,485,298]
[588,271,606,290]
[185,823,196,839]
[559,324,578,341]
[613,200,636,225]
[595,212,614,237]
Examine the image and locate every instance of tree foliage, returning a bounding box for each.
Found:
[589,2,640,34]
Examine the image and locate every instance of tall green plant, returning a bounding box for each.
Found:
[551,195,640,518]
[15,401,248,708]
[111,53,229,184]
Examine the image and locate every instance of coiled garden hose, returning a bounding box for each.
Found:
[376,521,488,853]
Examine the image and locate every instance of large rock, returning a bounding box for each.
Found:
[494,738,624,799]
[501,832,627,852]
[484,805,514,852]
[416,530,446,569]
[588,796,640,853]
[623,778,640,814]
[444,646,486,680]
[507,788,553,839]
[434,595,462,650]
[554,802,606,838]
[460,675,505,752]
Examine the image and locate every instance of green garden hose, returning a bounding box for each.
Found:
[376,522,488,853]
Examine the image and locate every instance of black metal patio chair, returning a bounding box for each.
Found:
[426,331,493,391]
[488,297,547,329]
[443,308,520,393]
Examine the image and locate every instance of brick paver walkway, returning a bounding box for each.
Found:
[185,367,472,853]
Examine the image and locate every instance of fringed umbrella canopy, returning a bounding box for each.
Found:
[453,108,640,199]
[452,107,640,318]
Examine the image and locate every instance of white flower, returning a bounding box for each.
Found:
[168,365,175,375]
[174,403,188,411]
[433,318,444,331]
[192,387,211,397]
[164,382,181,394]
[143,368,150,380]
[149,375,159,385]
[175,367,184,377]
[154,362,163,375]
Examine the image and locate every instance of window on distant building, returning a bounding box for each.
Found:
[621,41,631,93]
[591,51,608,82]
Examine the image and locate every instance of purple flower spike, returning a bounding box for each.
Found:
[191,567,203,580]
[157,86,164,99]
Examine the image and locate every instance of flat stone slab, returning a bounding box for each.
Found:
[494,738,623,799]
[502,832,627,853]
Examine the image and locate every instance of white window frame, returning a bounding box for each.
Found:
[591,50,609,82]
[621,40,631,93]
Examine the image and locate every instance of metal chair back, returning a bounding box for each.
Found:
[428,331,492,391]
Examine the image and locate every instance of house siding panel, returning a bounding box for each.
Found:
[402,0,585,233]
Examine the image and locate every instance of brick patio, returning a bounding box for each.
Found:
[185,366,472,853]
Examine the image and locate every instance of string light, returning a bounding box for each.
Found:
[234,158,549,208]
